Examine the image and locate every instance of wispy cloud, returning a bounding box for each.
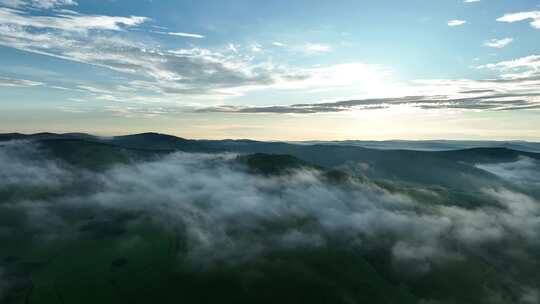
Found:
[152,31,205,39]
[303,43,332,54]
[0,0,76,9]
[448,19,467,26]
[497,11,540,29]
[250,43,262,53]
[197,75,540,114]
[484,37,513,48]
[0,7,314,100]
[0,7,147,32]
[3,0,538,119]
[197,92,540,114]
[0,76,42,87]
[478,54,540,79]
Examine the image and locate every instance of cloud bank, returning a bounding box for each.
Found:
[1,141,539,266]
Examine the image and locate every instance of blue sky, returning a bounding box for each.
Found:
[0,0,539,140]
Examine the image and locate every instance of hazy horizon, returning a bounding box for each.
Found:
[3,130,540,144]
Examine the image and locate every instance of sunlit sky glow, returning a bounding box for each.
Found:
[0,0,539,140]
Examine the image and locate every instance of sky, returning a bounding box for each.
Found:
[0,0,539,140]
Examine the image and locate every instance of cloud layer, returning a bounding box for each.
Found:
[1,140,540,302]
[197,90,540,114]
[0,6,312,100]
[1,141,539,266]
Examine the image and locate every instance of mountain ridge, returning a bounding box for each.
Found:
[2,132,538,192]
[2,132,540,154]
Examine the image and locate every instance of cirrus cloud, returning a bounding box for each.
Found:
[0,76,42,87]
[0,7,147,32]
[0,0,76,9]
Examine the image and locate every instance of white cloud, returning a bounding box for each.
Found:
[0,76,42,87]
[227,43,239,54]
[497,11,540,29]
[303,43,332,54]
[30,0,76,8]
[3,142,540,275]
[77,85,114,94]
[464,0,480,2]
[484,37,513,48]
[0,7,318,102]
[0,7,147,32]
[153,31,205,39]
[6,0,536,114]
[477,157,540,188]
[0,0,77,9]
[448,19,467,26]
[250,43,262,53]
[478,55,540,78]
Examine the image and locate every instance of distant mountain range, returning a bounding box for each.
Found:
[3,131,540,153]
[296,139,540,153]
[3,132,540,151]
[2,132,539,193]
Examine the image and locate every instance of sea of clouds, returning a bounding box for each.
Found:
[1,140,539,302]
